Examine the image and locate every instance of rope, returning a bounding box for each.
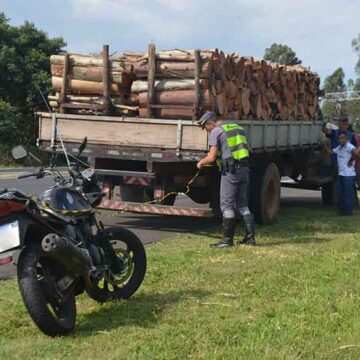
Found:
[35,165,216,218]
[105,169,202,218]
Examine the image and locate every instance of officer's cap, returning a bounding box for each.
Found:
[196,111,218,128]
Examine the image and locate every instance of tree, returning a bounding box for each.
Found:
[351,34,360,76]
[347,78,355,91]
[321,67,347,120]
[263,43,302,65]
[323,67,346,93]
[347,35,360,128]
[353,78,360,91]
[0,12,65,159]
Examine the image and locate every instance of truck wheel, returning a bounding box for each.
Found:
[250,163,280,225]
[321,181,336,206]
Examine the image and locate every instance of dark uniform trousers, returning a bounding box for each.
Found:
[220,166,251,219]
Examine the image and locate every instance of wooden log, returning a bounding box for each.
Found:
[50,47,321,122]
[138,89,210,107]
[51,54,132,72]
[49,97,138,111]
[124,49,214,62]
[51,64,124,84]
[131,79,196,93]
[225,81,238,99]
[242,88,251,116]
[50,94,116,103]
[52,77,121,95]
[216,92,228,116]
[133,60,210,79]
[235,89,243,114]
[139,107,193,119]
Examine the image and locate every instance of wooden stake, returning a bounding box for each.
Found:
[59,53,69,114]
[193,49,201,120]
[102,45,111,115]
[147,43,156,117]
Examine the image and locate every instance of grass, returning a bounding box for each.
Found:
[1,204,360,359]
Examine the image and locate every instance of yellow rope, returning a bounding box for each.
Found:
[36,165,216,218]
[106,169,202,218]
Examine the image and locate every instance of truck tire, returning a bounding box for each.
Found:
[250,163,280,225]
[321,181,336,206]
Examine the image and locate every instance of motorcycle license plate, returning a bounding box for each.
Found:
[0,221,20,253]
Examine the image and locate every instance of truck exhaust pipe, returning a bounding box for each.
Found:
[41,233,92,276]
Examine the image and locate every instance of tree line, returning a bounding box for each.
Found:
[0,12,359,163]
[0,12,65,163]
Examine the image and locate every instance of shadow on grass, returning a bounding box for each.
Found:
[74,289,208,337]
[259,236,333,247]
[195,226,333,247]
[190,205,360,246]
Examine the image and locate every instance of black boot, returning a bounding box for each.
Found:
[237,214,255,246]
[210,217,236,249]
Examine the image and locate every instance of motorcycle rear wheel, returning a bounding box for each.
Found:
[87,227,146,303]
[17,244,76,337]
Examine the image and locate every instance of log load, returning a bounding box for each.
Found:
[49,45,320,120]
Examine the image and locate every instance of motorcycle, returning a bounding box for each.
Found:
[0,138,146,336]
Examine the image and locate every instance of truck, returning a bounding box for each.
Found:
[37,111,333,224]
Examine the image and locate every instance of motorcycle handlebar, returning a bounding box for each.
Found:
[18,168,45,180]
[18,172,39,179]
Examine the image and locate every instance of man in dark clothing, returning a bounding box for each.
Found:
[196,111,255,248]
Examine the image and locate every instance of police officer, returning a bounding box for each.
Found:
[196,111,255,248]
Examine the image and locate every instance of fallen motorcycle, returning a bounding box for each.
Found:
[0,138,146,336]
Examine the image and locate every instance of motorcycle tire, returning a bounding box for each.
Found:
[17,243,76,337]
[87,227,146,303]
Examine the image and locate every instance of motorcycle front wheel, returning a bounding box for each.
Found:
[87,227,146,303]
[17,244,76,337]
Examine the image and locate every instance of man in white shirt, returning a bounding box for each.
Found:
[327,132,358,215]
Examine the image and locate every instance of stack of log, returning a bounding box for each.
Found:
[49,44,320,120]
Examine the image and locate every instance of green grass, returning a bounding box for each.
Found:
[1,204,360,359]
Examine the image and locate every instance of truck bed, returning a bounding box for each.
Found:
[38,112,323,158]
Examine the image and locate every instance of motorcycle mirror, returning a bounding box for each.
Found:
[78,137,88,156]
[12,145,28,160]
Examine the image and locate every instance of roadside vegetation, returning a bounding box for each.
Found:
[0,12,65,165]
[1,203,360,359]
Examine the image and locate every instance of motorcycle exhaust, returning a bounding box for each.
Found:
[41,233,92,276]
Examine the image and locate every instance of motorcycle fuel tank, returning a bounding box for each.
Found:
[39,187,92,212]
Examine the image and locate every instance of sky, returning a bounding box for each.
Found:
[1,0,359,83]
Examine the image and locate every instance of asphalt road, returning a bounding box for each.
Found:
[0,172,321,280]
